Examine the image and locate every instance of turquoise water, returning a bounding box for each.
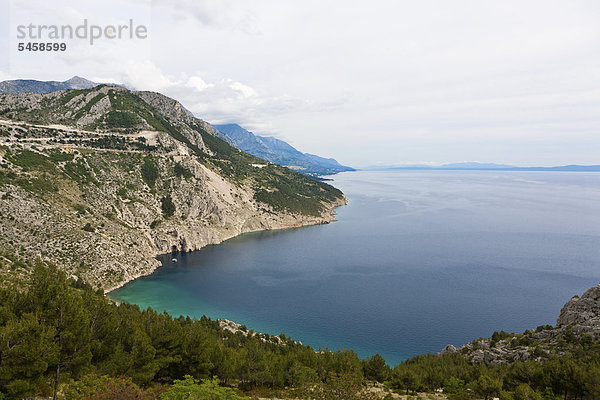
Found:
[110,170,600,365]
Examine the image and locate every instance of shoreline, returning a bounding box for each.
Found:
[104,195,348,294]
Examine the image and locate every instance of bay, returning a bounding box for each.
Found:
[110,170,600,365]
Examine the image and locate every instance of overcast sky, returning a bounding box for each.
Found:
[2,0,599,167]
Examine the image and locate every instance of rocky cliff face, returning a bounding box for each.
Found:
[557,285,600,335]
[0,86,347,291]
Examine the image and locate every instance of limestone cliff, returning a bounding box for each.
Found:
[556,285,600,335]
[0,85,347,291]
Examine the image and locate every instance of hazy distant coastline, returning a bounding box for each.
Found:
[363,162,600,172]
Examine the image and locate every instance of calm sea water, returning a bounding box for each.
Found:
[110,171,600,365]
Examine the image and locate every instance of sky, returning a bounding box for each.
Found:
[1,0,599,168]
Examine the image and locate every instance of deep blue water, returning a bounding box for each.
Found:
[110,170,600,365]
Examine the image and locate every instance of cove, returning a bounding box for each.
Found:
[109,170,600,366]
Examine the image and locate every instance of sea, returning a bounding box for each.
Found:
[109,170,600,365]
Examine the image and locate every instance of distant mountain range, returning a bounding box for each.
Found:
[213,123,354,177]
[366,162,600,172]
[0,76,100,94]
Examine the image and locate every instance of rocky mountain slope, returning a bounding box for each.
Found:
[0,85,346,291]
[0,76,99,94]
[214,123,354,177]
[441,284,600,365]
[0,78,354,177]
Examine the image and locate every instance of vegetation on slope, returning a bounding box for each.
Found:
[0,86,345,216]
[389,347,600,400]
[1,261,600,400]
[186,121,343,215]
[0,86,347,290]
[0,262,375,399]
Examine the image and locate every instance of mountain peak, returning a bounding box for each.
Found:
[0,76,99,94]
[65,76,95,86]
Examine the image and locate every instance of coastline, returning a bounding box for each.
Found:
[104,195,348,294]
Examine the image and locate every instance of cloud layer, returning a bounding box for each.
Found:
[3,0,600,166]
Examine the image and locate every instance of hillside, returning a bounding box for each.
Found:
[0,78,355,177]
[213,123,354,177]
[0,85,346,291]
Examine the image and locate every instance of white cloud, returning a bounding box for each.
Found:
[186,76,209,91]
[120,60,184,92]
[102,60,331,133]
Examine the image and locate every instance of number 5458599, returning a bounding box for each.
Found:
[17,42,67,51]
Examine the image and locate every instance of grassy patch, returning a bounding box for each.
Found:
[103,110,139,128]
[63,160,97,185]
[6,149,55,172]
[14,176,59,194]
[48,149,75,163]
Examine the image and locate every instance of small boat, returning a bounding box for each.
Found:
[171,258,178,263]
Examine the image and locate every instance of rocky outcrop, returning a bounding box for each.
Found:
[218,319,301,346]
[441,284,600,365]
[557,285,600,336]
[440,344,457,355]
[451,337,552,365]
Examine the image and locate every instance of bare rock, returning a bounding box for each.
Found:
[440,344,457,355]
[557,285,600,327]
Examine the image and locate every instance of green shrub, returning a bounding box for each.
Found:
[64,160,96,185]
[161,195,175,218]
[174,163,193,179]
[14,177,59,194]
[62,374,164,400]
[160,376,247,400]
[141,156,159,186]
